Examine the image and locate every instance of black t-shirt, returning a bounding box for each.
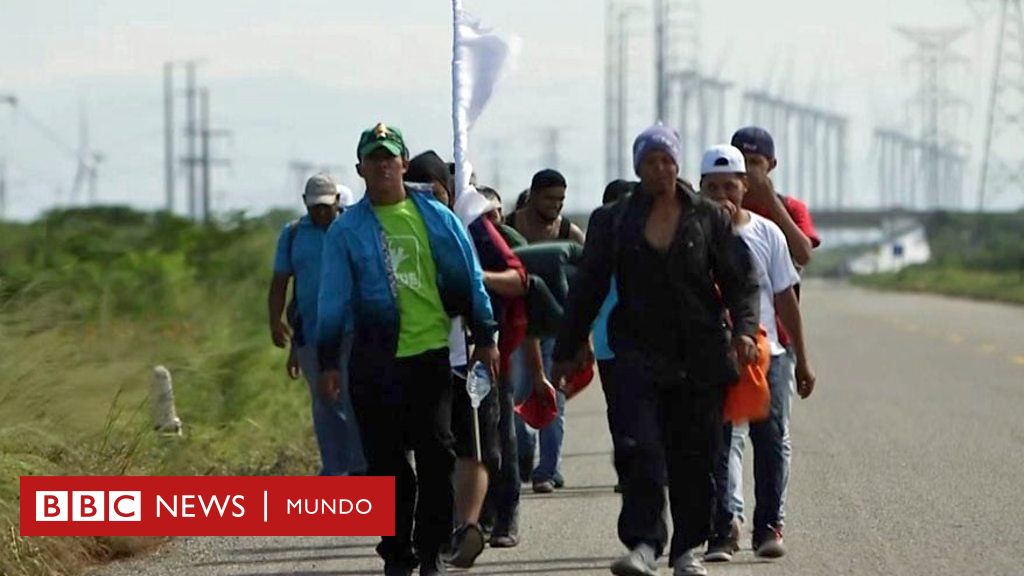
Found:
[612,237,686,362]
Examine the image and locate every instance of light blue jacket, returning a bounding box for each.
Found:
[316,187,497,376]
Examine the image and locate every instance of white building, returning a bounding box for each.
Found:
[847,224,931,275]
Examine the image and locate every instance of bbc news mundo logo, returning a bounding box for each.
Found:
[20,477,395,537]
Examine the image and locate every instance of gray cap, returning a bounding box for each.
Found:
[304,173,339,206]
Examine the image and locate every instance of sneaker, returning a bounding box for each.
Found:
[445,524,484,568]
[532,479,555,494]
[672,548,708,576]
[610,543,659,576]
[552,470,565,488]
[489,532,519,548]
[753,525,786,559]
[418,555,447,576]
[704,519,740,562]
[383,560,414,576]
[704,537,737,563]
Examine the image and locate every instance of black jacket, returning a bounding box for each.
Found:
[552,181,760,387]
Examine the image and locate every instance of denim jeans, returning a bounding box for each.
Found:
[714,351,794,537]
[510,338,565,482]
[482,375,521,534]
[296,344,366,476]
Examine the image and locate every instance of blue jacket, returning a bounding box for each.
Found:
[317,188,497,378]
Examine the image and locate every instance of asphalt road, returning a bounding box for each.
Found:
[92,281,1024,576]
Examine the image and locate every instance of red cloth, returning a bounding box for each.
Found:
[476,217,529,377]
[564,358,595,400]
[515,381,559,429]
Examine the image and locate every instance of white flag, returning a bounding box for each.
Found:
[451,0,517,202]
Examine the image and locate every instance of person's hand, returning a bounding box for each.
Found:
[796,360,816,399]
[287,347,301,380]
[271,320,291,349]
[744,164,776,209]
[471,344,500,383]
[318,369,341,403]
[550,361,574,394]
[732,335,759,366]
[551,343,591,394]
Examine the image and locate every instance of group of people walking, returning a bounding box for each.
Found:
[268,119,820,576]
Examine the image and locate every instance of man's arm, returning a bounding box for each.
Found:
[485,270,528,298]
[472,217,529,298]
[268,273,291,348]
[775,287,816,398]
[448,211,498,348]
[568,222,586,246]
[269,226,294,348]
[767,195,814,267]
[553,206,615,363]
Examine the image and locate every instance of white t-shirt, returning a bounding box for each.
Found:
[449,317,469,369]
[736,212,801,356]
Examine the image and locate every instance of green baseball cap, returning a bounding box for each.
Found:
[357,122,407,160]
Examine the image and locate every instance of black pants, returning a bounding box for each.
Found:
[451,365,502,473]
[350,348,455,565]
[612,351,723,563]
[597,358,626,486]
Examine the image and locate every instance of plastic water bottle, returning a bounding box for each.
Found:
[466,361,492,409]
[466,361,492,462]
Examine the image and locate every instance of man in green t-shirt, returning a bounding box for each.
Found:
[317,123,498,576]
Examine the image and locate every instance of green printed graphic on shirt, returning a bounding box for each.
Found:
[373,199,451,358]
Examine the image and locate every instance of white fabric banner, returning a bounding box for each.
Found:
[451,0,516,202]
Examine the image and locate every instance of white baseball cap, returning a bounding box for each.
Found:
[700,144,747,176]
[336,184,355,207]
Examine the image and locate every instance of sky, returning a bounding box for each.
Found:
[0,0,1012,221]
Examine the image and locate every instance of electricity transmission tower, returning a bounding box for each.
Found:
[896,26,970,210]
[976,0,1024,210]
[70,103,103,205]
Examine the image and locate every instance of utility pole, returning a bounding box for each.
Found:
[606,1,639,182]
[977,0,1024,211]
[200,89,210,222]
[654,0,668,122]
[605,0,617,183]
[0,158,6,219]
[184,61,199,220]
[0,95,14,219]
[164,62,175,213]
[198,89,231,223]
[541,126,562,169]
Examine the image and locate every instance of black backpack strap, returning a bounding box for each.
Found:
[558,217,572,240]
